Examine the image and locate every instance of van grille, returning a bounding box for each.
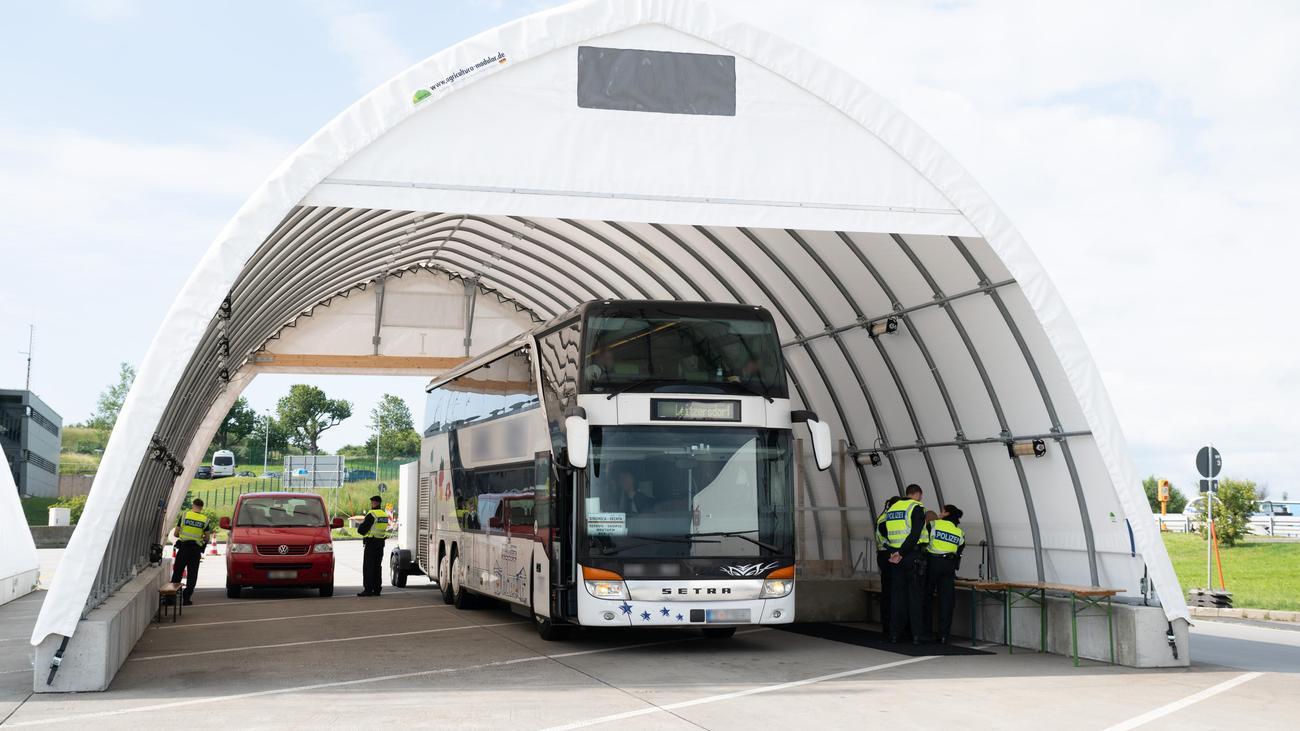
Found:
[256,544,310,556]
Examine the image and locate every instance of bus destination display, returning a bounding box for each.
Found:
[651,398,741,422]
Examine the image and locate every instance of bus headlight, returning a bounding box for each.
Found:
[582,565,628,600]
[584,580,629,600]
[760,566,794,598]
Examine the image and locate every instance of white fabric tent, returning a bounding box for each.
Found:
[32,0,1186,647]
[2,450,40,605]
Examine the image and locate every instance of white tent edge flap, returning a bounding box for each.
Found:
[1,449,40,602]
[32,0,1186,647]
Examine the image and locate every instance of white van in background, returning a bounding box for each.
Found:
[212,449,236,478]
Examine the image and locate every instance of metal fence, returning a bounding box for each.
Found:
[1154,513,1300,538]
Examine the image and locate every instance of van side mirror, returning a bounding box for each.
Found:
[219,517,231,530]
[564,407,590,469]
[792,411,833,471]
[331,517,345,529]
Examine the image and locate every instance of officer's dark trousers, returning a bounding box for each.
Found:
[170,541,202,600]
[362,538,384,594]
[926,554,958,639]
[876,550,893,635]
[887,550,924,640]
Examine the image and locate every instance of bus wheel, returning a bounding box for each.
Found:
[702,627,736,639]
[534,614,570,641]
[438,553,454,604]
[390,553,408,588]
[451,556,474,609]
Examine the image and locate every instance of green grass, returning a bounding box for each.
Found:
[185,474,398,524]
[20,496,59,526]
[1163,533,1300,611]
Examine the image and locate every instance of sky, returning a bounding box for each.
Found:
[2,1,1297,494]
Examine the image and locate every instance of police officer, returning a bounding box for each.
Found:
[882,484,928,644]
[925,505,966,643]
[170,498,210,606]
[356,495,389,597]
[874,496,900,637]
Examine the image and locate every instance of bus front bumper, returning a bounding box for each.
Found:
[577,586,795,627]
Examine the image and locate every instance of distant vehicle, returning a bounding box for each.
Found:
[260,471,282,479]
[348,469,376,482]
[219,492,345,599]
[212,449,236,478]
[237,470,256,477]
[195,465,213,480]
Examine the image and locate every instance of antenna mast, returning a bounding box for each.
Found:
[19,325,33,391]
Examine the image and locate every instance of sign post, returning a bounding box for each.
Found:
[1196,445,1222,589]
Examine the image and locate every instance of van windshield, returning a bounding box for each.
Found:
[235,497,327,528]
[214,456,234,466]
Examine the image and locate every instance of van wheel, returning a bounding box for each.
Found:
[319,582,334,598]
[451,555,474,609]
[534,614,571,641]
[226,583,240,599]
[438,553,454,604]
[702,627,736,639]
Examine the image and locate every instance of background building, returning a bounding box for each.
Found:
[0,389,62,498]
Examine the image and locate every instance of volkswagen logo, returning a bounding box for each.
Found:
[277,544,289,555]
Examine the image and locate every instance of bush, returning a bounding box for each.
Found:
[1194,478,1260,547]
[53,494,89,524]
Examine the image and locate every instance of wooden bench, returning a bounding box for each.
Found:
[157,582,183,623]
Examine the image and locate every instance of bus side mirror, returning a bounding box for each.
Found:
[219,517,231,530]
[565,408,590,469]
[792,411,833,471]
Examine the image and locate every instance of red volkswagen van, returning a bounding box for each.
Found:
[219,492,344,598]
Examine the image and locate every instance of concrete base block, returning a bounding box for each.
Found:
[33,562,166,692]
[30,525,76,549]
[798,578,1190,668]
[1,568,39,606]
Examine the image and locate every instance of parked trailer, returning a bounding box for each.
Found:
[390,300,832,640]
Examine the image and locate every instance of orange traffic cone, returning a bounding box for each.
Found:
[208,540,219,556]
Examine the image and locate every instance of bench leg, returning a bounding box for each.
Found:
[1107,595,1115,665]
[1039,588,1047,653]
[1005,590,1013,654]
[970,589,978,646]
[1071,593,1079,667]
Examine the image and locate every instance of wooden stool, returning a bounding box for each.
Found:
[157,582,183,623]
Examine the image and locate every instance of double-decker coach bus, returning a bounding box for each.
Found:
[391,300,831,640]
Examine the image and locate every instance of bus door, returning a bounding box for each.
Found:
[533,452,576,620]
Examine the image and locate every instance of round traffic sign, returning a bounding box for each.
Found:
[1196,446,1222,479]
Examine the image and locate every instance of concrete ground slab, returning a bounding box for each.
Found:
[2,544,1297,729]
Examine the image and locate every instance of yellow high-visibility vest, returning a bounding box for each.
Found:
[361,508,389,539]
[177,510,208,544]
[883,499,919,549]
[927,519,965,555]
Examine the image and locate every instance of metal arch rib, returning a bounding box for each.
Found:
[556,218,683,300]
[465,216,631,300]
[449,225,605,301]
[740,227,887,519]
[949,236,1098,585]
[886,233,1005,578]
[829,231,946,506]
[602,221,709,301]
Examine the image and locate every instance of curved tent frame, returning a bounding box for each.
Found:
[34,0,1186,646]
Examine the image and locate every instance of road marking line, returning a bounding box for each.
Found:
[5,628,742,726]
[539,654,937,730]
[1100,671,1264,731]
[0,667,33,676]
[130,621,527,661]
[0,637,31,642]
[149,603,450,629]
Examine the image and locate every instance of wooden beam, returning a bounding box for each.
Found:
[251,352,468,371]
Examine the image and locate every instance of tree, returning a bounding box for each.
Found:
[1194,478,1261,547]
[246,412,292,466]
[85,362,136,431]
[276,384,352,454]
[1142,475,1187,514]
[367,394,421,459]
[214,397,258,451]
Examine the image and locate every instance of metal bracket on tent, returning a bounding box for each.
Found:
[462,279,479,356]
[851,430,1091,456]
[371,276,387,355]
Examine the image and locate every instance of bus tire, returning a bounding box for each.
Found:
[702,627,736,639]
[438,553,454,604]
[451,555,475,609]
[534,614,570,641]
[390,551,408,588]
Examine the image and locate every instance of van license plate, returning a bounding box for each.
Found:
[704,609,750,623]
[267,570,297,579]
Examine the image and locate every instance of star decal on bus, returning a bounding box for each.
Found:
[640,610,652,621]
[659,607,671,617]
[618,601,633,615]
[675,613,684,622]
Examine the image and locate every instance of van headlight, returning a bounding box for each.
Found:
[313,543,333,553]
[581,565,628,600]
[228,543,253,554]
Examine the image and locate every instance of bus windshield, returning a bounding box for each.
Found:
[582,426,794,559]
[235,497,328,528]
[581,304,787,398]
